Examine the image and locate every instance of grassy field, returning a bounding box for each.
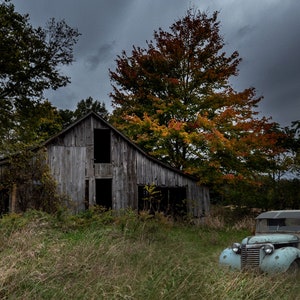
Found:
[0,209,299,299]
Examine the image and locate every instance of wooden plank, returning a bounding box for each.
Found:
[47,146,86,212]
[94,164,112,178]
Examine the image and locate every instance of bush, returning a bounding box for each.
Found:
[2,148,64,214]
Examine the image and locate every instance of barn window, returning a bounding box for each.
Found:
[94,129,111,163]
[95,179,112,209]
[138,185,187,216]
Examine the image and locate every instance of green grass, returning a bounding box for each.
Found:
[0,209,299,299]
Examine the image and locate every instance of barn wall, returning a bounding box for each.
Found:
[47,145,86,212]
[111,131,138,210]
[136,151,189,186]
[47,116,104,209]
[186,184,210,217]
[52,116,93,147]
[43,114,209,216]
[135,150,209,216]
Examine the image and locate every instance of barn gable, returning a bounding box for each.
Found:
[1,112,210,216]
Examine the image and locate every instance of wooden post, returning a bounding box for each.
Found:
[10,184,17,213]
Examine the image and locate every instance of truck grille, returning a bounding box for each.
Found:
[241,244,260,269]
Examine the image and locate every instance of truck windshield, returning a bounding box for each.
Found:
[256,218,300,233]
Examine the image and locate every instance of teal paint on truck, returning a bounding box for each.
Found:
[260,247,300,273]
[248,234,298,245]
[219,247,241,270]
[219,210,300,274]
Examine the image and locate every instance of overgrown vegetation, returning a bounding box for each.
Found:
[1,148,64,213]
[1,2,299,212]
[0,5,299,297]
[0,208,299,299]
[211,177,300,210]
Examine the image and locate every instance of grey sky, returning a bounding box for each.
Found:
[10,0,300,127]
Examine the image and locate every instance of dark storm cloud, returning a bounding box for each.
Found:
[9,0,300,126]
[235,25,254,41]
[86,41,116,71]
[211,0,300,126]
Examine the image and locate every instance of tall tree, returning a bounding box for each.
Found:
[110,9,285,185]
[1,99,63,156]
[58,97,109,129]
[16,100,63,143]
[0,1,80,153]
[282,121,300,177]
[73,96,109,121]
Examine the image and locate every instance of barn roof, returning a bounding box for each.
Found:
[42,111,200,182]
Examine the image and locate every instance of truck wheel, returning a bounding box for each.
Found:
[287,260,299,276]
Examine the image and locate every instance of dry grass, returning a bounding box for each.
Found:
[201,205,256,231]
[0,210,299,299]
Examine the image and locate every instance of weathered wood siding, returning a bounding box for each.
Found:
[94,164,112,178]
[0,163,7,182]
[47,146,86,212]
[135,151,209,215]
[43,113,209,216]
[187,184,210,217]
[111,132,137,210]
[46,117,92,209]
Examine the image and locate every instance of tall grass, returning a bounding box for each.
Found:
[0,209,299,299]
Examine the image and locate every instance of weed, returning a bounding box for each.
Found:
[0,210,298,299]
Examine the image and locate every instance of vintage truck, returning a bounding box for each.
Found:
[219,210,300,274]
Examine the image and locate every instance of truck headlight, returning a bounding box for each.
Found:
[232,243,241,254]
[263,244,274,255]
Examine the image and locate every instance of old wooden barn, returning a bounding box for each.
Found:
[0,112,210,216]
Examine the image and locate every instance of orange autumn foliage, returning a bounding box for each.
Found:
[110,9,287,185]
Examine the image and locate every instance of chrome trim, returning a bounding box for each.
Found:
[241,244,261,269]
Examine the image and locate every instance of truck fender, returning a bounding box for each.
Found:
[261,247,300,273]
[219,248,241,270]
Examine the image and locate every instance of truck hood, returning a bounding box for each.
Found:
[246,234,299,244]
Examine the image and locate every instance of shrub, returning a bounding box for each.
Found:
[2,148,64,214]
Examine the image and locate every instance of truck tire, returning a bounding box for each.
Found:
[287,260,299,276]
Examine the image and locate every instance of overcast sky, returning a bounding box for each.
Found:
[10,0,300,127]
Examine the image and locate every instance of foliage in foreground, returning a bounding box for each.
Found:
[0,209,299,299]
[1,149,64,214]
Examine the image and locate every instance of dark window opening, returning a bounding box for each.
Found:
[0,189,9,215]
[96,179,112,209]
[267,218,286,231]
[94,129,111,163]
[138,185,187,217]
[268,218,285,227]
[85,180,89,210]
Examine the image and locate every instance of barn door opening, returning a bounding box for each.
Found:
[85,180,89,210]
[138,185,187,217]
[0,189,9,215]
[95,179,112,209]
